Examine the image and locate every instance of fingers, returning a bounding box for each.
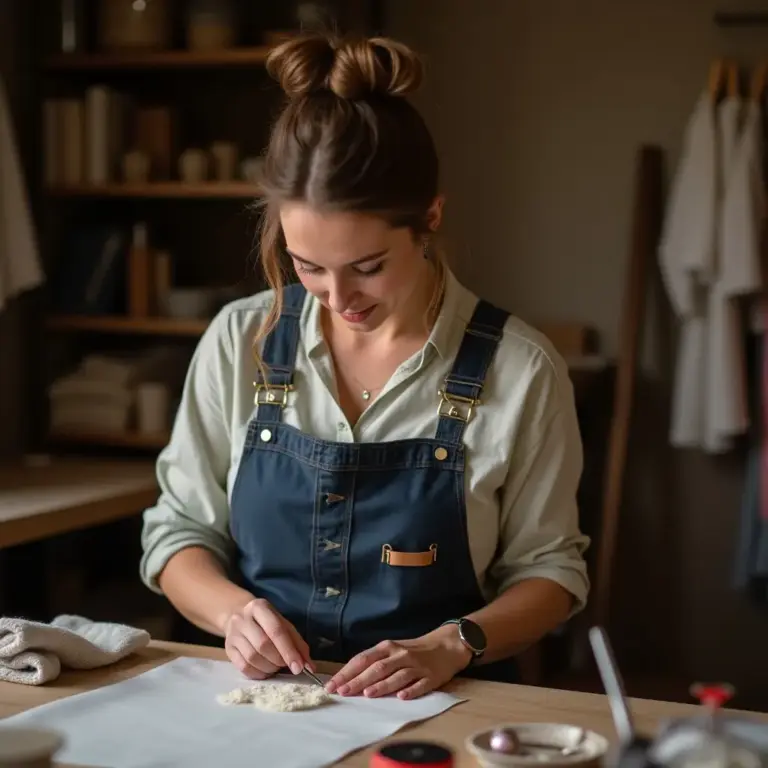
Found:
[326,642,392,694]
[225,634,278,679]
[284,621,316,672]
[361,668,420,698]
[236,615,285,669]
[397,677,434,700]
[248,600,308,674]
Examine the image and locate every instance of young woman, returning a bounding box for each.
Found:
[140,32,590,701]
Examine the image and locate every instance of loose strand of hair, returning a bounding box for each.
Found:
[251,205,287,386]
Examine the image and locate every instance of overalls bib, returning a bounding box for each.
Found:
[229,283,519,682]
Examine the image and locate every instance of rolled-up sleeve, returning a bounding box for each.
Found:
[489,361,591,615]
[139,308,236,594]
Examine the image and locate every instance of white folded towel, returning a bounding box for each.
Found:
[0,614,151,685]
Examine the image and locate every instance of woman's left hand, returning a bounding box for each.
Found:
[325,627,472,700]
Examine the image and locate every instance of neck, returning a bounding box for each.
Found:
[327,264,443,351]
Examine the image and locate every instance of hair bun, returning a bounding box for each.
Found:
[266,33,424,101]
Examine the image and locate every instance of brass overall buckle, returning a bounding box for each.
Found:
[436,385,479,423]
[253,382,294,407]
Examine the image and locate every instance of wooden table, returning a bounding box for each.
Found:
[2,640,767,767]
[0,456,158,548]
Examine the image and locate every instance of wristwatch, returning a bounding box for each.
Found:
[440,617,487,664]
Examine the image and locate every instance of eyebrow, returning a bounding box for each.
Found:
[285,249,389,267]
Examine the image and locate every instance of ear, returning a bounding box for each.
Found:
[426,195,445,232]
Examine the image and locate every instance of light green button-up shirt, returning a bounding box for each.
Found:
[140,269,590,614]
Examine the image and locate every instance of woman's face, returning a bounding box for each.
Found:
[280,201,441,333]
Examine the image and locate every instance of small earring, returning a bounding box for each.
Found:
[423,239,430,259]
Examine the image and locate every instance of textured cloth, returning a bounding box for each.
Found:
[0,614,150,685]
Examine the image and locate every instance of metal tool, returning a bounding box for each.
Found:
[589,626,768,768]
[589,626,637,746]
[302,666,326,689]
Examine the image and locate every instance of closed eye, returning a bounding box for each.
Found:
[353,261,384,275]
[295,261,321,275]
[292,257,385,276]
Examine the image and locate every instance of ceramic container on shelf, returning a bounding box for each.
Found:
[97,0,171,51]
[185,0,237,51]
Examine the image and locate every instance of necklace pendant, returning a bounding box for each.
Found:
[362,390,371,401]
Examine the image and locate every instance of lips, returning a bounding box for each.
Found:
[340,306,376,323]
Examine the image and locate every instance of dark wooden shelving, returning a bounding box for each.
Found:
[46,46,274,71]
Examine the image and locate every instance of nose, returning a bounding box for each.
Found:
[326,276,358,313]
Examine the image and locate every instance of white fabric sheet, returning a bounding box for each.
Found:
[0,656,466,767]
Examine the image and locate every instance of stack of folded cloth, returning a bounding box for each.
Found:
[48,355,136,433]
[0,615,150,685]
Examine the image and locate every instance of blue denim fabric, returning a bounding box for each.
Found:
[230,283,520,681]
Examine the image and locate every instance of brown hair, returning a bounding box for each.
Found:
[252,31,445,377]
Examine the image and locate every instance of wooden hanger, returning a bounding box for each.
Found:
[709,58,726,102]
[750,60,768,101]
[727,60,740,97]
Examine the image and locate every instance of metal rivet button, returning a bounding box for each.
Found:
[324,586,341,598]
[260,429,272,442]
[267,392,276,402]
[434,447,448,461]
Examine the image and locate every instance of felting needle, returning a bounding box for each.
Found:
[302,666,325,688]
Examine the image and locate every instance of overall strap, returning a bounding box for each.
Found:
[434,300,510,446]
[254,282,306,423]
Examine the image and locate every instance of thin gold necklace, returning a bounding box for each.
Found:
[345,370,389,401]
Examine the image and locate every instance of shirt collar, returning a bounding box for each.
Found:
[303,288,324,356]
[426,266,471,360]
[300,265,473,361]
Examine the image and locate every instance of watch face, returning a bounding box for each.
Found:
[461,619,487,652]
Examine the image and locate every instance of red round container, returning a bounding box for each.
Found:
[370,741,454,768]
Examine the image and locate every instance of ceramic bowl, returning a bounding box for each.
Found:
[465,722,609,768]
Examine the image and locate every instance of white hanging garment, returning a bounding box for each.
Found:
[0,73,44,311]
[705,95,749,453]
[658,91,718,448]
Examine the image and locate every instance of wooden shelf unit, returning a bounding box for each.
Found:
[46,46,274,71]
[49,429,171,450]
[47,315,209,337]
[38,5,378,453]
[47,182,262,199]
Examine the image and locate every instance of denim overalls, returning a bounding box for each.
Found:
[229,283,519,682]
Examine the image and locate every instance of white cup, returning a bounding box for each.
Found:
[210,141,238,181]
[178,148,208,183]
[137,382,169,434]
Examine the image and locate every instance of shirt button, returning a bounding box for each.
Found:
[337,422,347,431]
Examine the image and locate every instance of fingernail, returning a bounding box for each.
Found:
[290,662,302,675]
[338,684,349,696]
[325,680,336,693]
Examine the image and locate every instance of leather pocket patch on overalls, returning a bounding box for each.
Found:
[381,543,437,567]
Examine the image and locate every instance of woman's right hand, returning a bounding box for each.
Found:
[224,598,314,680]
